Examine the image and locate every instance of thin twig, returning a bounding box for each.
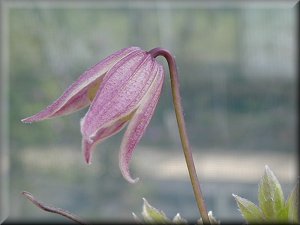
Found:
[22,191,87,225]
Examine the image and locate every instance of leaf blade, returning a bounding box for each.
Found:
[141,198,170,223]
[258,165,285,220]
[233,194,265,223]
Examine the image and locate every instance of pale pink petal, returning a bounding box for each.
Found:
[81,52,158,142]
[83,119,129,164]
[119,64,164,183]
[21,47,141,123]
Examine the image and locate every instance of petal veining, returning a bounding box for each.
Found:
[81,51,158,142]
[21,47,141,123]
[119,64,164,183]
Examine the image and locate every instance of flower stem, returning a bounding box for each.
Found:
[149,48,210,224]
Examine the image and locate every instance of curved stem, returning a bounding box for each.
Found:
[149,48,210,224]
[22,191,87,225]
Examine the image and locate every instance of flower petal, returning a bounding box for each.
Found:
[119,63,164,183]
[82,119,129,164]
[81,51,158,142]
[21,47,141,123]
[82,108,137,164]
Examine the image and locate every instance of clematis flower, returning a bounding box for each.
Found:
[22,47,164,183]
[22,47,210,222]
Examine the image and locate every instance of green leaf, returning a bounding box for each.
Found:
[277,206,289,221]
[233,194,265,222]
[286,183,299,223]
[258,165,285,220]
[141,198,170,223]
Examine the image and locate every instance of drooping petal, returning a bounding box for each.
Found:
[81,50,158,142]
[82,108,137,164]
[21,47,141,123]
[119,63,164,183]
[82,119,129,164]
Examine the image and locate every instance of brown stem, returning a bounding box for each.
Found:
[22,191,87,225]
[149,48,210,224]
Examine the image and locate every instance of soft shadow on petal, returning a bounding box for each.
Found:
[21,47,140,123]
[82,120,129,164]
[82,108,137,164]
[81,50,155,141]
[119,64,164,183]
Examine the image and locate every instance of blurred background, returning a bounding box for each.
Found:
[1,0,297,223]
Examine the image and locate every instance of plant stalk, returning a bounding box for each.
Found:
[149,48,210,224]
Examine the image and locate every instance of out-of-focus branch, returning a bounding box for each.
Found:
[22,191,87,225]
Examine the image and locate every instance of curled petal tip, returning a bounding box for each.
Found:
[84,153,92,164]
[119,156,140,183]
[127,176,140,184]
[120,165,140,183]
[21,117,35,123]
[84,151,92,165]
[83,139,93,164]
[21,118,29,123]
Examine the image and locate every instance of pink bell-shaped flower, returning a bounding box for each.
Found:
[22,47,164,183]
